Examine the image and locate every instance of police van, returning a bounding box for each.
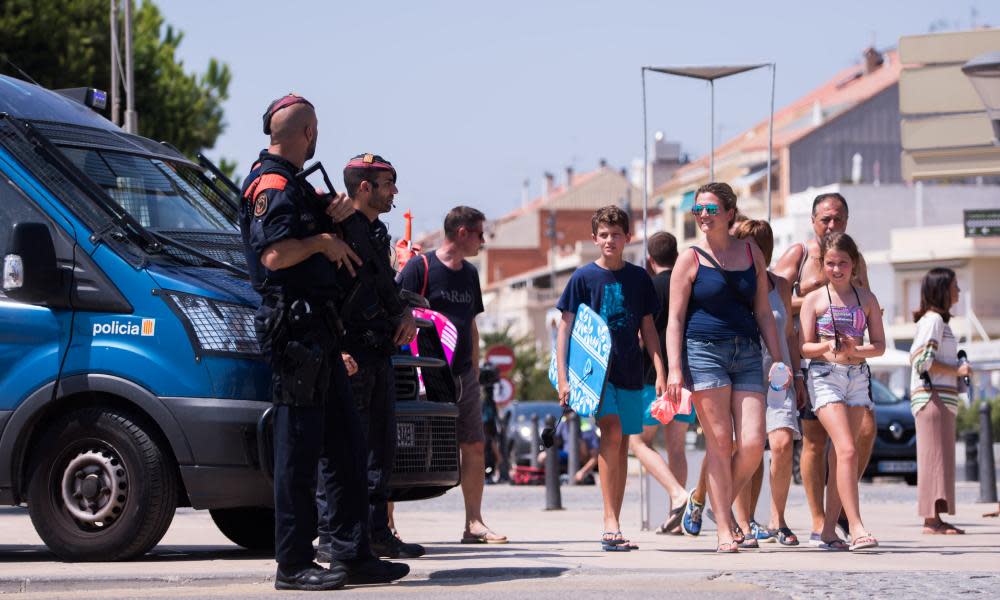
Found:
[0,76,459,561]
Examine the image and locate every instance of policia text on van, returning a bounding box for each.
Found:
[0,76,459,561]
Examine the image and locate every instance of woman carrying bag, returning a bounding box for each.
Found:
[909,268,968,535]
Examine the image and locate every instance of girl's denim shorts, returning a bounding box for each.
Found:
[683,336,764,394]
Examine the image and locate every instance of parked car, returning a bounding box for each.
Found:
[791,379,915,486]
[865,378,918,485]
[503,401,564,467]
[0,75,457,561]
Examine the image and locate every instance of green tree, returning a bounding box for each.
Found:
[0,0,231,158]
[481,327,557,402]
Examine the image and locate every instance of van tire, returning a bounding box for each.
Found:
[210,507,275,551]
[26,408,178,561]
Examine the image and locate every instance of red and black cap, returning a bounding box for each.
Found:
[262,93,314,135]
[345,153,396,180]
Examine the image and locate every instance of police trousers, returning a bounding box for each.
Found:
[318,356,396,542]
[273,354,372,567]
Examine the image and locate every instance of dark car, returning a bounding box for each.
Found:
[503,401,564,467]
[791,379,916,486]
[865,379,918,485]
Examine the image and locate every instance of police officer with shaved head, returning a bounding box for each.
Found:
[240,94,409,591]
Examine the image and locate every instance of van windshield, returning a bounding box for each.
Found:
[59,147,238,233]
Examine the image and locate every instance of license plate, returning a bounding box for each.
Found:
[397,422,416,448]
[878,460,916,473]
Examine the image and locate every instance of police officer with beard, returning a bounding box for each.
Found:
[240,94,409,591]
[315,154,423,561]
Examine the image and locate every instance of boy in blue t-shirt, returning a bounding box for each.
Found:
[555,205,666,551]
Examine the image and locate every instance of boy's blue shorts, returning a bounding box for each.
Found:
[641,384,697,427]
[596,383,644,435]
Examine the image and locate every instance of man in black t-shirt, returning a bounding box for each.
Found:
[630,231,691,533]
[397,206,507,544]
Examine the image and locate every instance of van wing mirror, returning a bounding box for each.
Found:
[3,222,64,303]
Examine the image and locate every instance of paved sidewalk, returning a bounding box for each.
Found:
[0,475,997,598]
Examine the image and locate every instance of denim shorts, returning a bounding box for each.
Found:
[807,360,873,412]
[641,385,697,426]
[683,336,764,394]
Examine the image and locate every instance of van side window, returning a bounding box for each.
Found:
[0,176,51,298]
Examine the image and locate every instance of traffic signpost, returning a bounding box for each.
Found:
[485,345,516,375]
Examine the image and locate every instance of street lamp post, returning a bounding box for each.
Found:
[962,51,1000,144]
[640,63,775,257]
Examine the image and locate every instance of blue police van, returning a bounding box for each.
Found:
[0,76,458,561]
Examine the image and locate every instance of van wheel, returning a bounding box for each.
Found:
[210,507,275,552]
[26,408,177,561]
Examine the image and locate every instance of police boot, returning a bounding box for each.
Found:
[333,557,410,585]
[274,562,347,591]
[371,529,426,559]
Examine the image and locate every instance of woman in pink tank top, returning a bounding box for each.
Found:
[800,232,886,552]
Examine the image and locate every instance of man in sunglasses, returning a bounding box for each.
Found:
[774,192,875,545]
[397,206,508,545]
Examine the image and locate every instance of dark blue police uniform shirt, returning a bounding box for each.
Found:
[556,261,659,390]
[397,251,484,376]
[239,150,340,297]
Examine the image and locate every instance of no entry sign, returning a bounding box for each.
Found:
[485,345,516,375]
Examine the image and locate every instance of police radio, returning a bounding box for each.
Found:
[296,161,338,207]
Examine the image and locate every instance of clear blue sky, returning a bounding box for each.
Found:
[158,0,997,238]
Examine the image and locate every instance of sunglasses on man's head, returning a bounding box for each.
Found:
[690,203,720,216]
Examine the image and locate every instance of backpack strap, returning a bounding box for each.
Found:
[420,253,430,298]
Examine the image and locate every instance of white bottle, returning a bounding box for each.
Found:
[767,363,789,409]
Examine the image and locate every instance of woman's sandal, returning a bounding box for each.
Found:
[655,506,685,534]
[922,522,965,535]
[770,527,799,546]
[716,541,739,553]
[732,524,745,545]
[818,538,849,551]
[461,528,508,544]
[849,534,879,551]
[738,537,758,549]
[601,531,631,552]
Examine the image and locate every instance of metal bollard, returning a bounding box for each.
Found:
[529,413,541,468]
[544,414,563,510]
[567,412,580,485]
[964,431,979,482]
[979,401,998,503]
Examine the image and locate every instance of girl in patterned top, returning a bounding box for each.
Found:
[909,267,968,535]
[800,232,885,551]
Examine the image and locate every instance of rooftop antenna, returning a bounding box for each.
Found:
[0,53,40,86]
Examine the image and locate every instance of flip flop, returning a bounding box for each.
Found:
[770,527,799,546]
[818,538,849,551]
[849,534,878,551]
[716,541,739,553]
[655,506,684,534]
[612,531,639,550]
[601,532,631,552]
[461,529,508,544]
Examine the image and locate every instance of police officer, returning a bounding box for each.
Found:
[315,154,423,561]
[240,94,409,591]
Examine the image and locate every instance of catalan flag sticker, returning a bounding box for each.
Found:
[141,319,156,336]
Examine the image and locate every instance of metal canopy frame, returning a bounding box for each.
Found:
[640,63,776,256]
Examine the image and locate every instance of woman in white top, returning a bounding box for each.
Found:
[909,267,969,534]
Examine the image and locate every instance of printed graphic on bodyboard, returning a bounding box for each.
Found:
[548,303,612,417]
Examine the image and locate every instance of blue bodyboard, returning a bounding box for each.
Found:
[548,304,612,417]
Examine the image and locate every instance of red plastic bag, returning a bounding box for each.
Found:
[650,388,692,425]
